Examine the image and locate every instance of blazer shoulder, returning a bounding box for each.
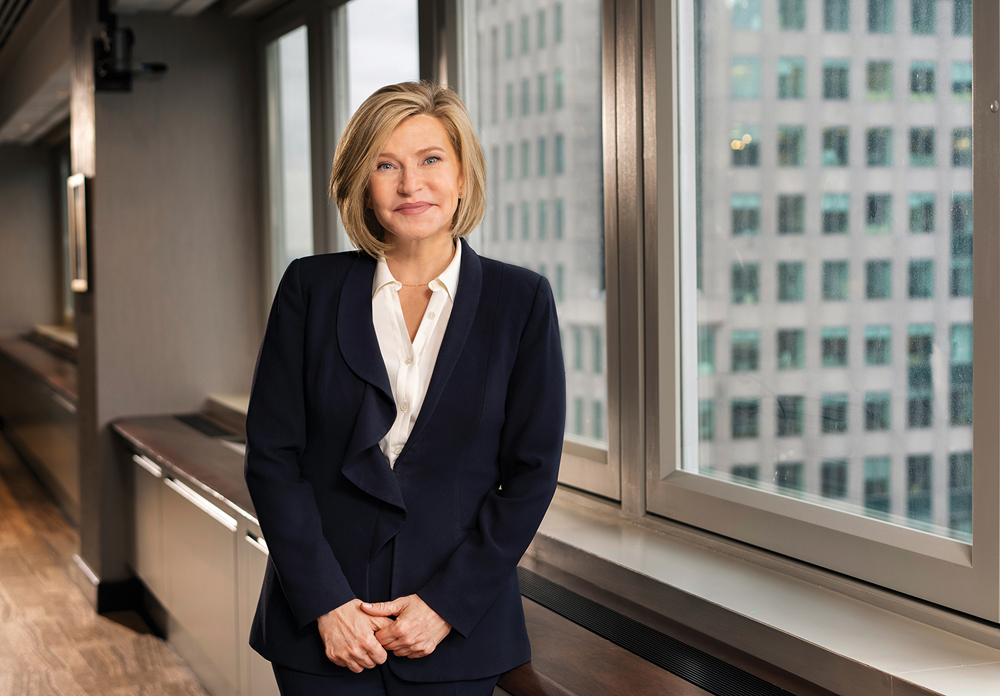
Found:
[478,255,546,301]
[292,251,370,290]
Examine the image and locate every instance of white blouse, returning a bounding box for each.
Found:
[371,241,462,468]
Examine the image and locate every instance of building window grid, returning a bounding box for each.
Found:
[732,329,760,372]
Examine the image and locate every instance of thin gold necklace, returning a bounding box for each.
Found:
[399,281,430,288]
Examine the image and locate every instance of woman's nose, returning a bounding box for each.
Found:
[397,166,421,194]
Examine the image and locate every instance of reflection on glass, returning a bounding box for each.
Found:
[266,26,314,291]
[466,0,606,447]
[683,0,972,542]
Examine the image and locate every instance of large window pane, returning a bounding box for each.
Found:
[467,0,606,450]
[678,0,973,544]
[266,26,314,292]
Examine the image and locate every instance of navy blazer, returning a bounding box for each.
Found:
[244,240,566,681]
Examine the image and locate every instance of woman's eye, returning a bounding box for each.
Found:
[424,156,440,165]
[376,162,393,171]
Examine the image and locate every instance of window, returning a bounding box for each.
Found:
[520,15,529,54]
[779,0,805,30]
[593,401,603,440]
[573,397,584,436]
[866,260,892,299]
[731,263,760,304]
[699,400,715,441]
[777,396,804,437]
[555,264,565,302]
[821,193,849,234]
[505,204,514,240]
[732,0,761,30]
[538,201,548,240]
[731,464,760,483]
[865,392,892,430]
[777,262,804,302]
[265,26,314,293]
[537,9,546,49]
[521,78,531,115]
[908,259,935,299]
[909,127,936,165]
[572,327,583,371]
[554,69,564,109]
[866,325,892,366]
[865,61,893,101]
[910,61,936,100]
[822,460,849,499]
[775,463,804,492]
[505,83,514,119]
[866,194,892,233]
[777,329,805,369]
[822,261,849,300]
[823,60,850,99]
[910,0,936,34]
[953,0,971,35]
[554,134,565,174]
[908,324,934,428]
[821,327,848,367]
[952,127,972,167]
[777,127,805,166]
[952,61,972,100]
[777,58,806,98]
[731,125,760,166]
[908,193,935,232]
[866,127,892,166]
[554,199,564,240]
[732,57,761,98]
[731,194,761,236]
[952,257,973,297]
[537,74,547,113]
[554,3,563,43]
[777,195,804,234]
[505,144,514,180]
[951,193,973,297]
[864,457,892,515]
[521,202,530,240]
[868,0,894,33]
[950,323,973,426]
[520,140,530,178]
[907,455,933,523]
[821,393,849,433]
[824,0,850,31]
[732,330,760,372]
[504,22,513,59]
[593,330,603,374]
[699,327,716,374]
[949,453,972,536]
[822,127,849,166]
[732,399,760,438]
[537,137,547,176]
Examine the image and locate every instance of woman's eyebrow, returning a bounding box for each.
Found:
[378,146,447,160]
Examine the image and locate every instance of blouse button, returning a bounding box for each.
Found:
[400,401,409,412]
[393,445,403,455]
[427,312,436,320]
[404,356,413,365]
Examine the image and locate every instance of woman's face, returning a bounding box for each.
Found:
[368,114,464,248]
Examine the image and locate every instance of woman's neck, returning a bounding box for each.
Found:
[384,234,457,286]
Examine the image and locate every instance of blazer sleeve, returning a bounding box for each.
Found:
[244,258,356,629]
[417,274,566,637]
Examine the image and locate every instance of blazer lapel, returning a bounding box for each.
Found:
[400,239,483,458]
[337,254,406,513]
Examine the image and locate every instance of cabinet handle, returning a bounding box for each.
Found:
[132,453,162,478]
[245,532,269,555]
[165,477,238,532]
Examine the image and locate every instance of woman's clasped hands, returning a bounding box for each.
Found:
[317,595,452,673]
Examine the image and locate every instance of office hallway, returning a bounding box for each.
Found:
[0,435,208,696]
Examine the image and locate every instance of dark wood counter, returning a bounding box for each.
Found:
[0,335,78,404]
[113,415,254,521]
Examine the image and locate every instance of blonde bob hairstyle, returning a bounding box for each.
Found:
[329,81,487,258]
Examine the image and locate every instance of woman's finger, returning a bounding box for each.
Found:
[361,598,406,617]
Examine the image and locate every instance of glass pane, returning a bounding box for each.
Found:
[465,0,605,448]
[680,0,973,542]
[266,26,314,291]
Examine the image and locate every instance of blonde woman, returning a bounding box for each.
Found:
[245,82,566,695]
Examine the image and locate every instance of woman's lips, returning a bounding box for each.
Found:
[395,202,433,215]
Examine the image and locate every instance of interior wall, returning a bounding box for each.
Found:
[0,145,58,333]
[79,9,262,584]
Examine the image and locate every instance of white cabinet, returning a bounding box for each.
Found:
[163,477,240,693]
[240,527,280,696]
[132,454,166,603]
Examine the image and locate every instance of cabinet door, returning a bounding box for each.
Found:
[163,477,240,690]
[132,454,166,603]
[241,529,280,696]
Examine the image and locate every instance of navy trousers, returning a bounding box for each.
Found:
[270,540,499,696]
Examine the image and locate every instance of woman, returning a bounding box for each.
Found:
[244,82,566,695]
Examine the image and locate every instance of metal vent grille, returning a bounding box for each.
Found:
[517,567,795,696]
[0,0,33,55]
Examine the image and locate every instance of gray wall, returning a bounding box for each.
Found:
[76,10,262,584]
[0,145,59,333]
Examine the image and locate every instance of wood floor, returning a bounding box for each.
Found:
[0,434,209,696]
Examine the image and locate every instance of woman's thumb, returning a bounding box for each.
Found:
[361,598,403,616]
